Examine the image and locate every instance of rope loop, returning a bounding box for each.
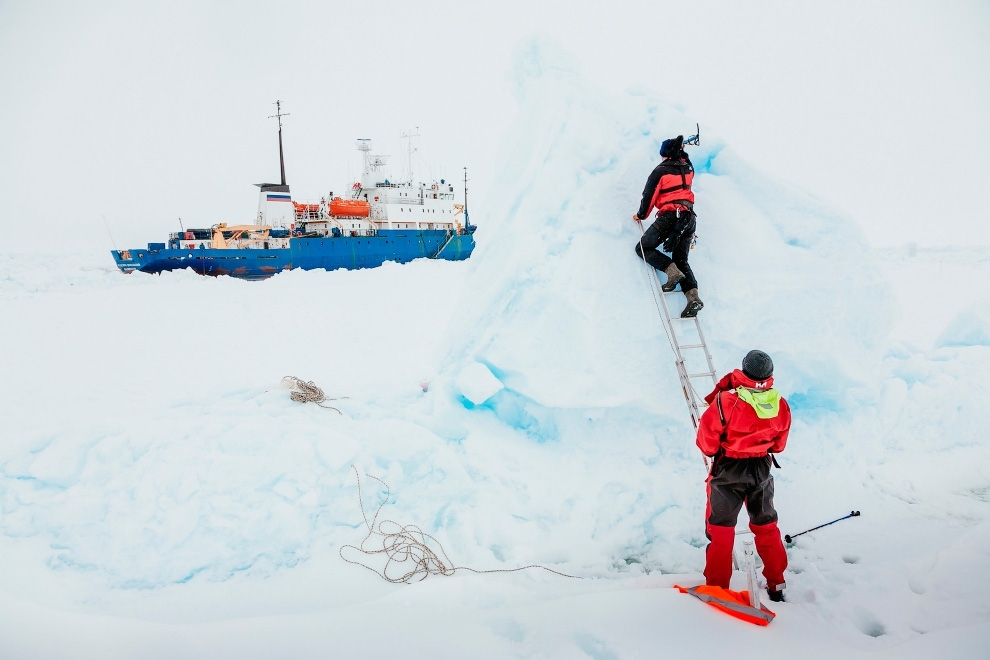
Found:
[340,466,581,583]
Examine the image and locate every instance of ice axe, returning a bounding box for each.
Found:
[784,511,860,544]
[683,123,700,147]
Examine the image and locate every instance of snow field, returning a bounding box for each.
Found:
[1,37,990,658]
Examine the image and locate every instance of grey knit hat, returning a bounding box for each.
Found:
[742,350,773,380]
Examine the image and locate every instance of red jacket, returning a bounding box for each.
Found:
[696,369,791,458]
[649,163,694,215]
[636,155,695,219]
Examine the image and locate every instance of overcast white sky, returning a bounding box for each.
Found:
[1,0,987,251]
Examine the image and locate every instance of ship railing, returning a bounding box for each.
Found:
[171,243,212,251]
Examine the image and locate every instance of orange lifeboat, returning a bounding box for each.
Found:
[329,197,371,218]
[292,202,321,220]
[293,202,321,213]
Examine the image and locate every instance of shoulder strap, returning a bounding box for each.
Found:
[716,391,726,426]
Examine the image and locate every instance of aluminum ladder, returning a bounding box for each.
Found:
[649,271,719,431]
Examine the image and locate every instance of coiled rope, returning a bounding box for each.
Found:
[339,466,581,583]
[282,376,343,413]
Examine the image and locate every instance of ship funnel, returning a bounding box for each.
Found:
[255,182,292,226]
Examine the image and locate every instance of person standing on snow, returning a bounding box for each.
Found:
[633,135,703,318]
[696,350,791,602]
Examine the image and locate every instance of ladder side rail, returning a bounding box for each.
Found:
[654,272,685,359]
[659,288,710,421]
[637,222,712,467]
[692,316,719,392]
[680,363,703,429]
[649,270,702,429]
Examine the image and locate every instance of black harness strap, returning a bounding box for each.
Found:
[655,162,693,195]
[656,181,690,194]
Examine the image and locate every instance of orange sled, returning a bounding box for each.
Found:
[675,584,776,626]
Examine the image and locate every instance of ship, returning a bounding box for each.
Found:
[111,104,476,280]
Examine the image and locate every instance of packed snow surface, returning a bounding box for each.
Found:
[2,40,989,658]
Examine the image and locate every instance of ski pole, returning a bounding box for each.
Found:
[784,511,860,544]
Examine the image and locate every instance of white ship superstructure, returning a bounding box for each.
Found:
[292,139,466,238]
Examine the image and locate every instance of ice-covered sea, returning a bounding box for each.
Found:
[2,42,989,658]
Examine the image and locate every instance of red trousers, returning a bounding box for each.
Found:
[704,456,787,591]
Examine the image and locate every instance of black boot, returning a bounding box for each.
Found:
[681,288,703,318]
[661,262,685,292]
[767,588,785,603]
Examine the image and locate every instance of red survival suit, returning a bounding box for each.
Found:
[697,369,791,591]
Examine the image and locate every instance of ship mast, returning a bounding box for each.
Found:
[269,100,290,186]
[401,127,420,184]
[463,166,469,228]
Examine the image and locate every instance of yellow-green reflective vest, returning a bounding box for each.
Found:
[735,387,781,419]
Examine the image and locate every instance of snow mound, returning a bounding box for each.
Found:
[937,295,990,347]
[444,36,895,420]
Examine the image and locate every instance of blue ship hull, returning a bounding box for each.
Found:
[112,228,476,280]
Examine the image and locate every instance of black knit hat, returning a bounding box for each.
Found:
[742,350,773,380]
[660,135,684,158]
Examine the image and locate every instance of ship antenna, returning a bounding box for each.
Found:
[102,215,118,251]
[269,100,291,186]
[401,127,420,183]
[463,166,469,228]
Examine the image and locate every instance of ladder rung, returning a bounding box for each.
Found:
[687,371,715,379]
[670,316,696,321]
[679,343,706,349]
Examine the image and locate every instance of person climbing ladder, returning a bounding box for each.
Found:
[633,135,703,318]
